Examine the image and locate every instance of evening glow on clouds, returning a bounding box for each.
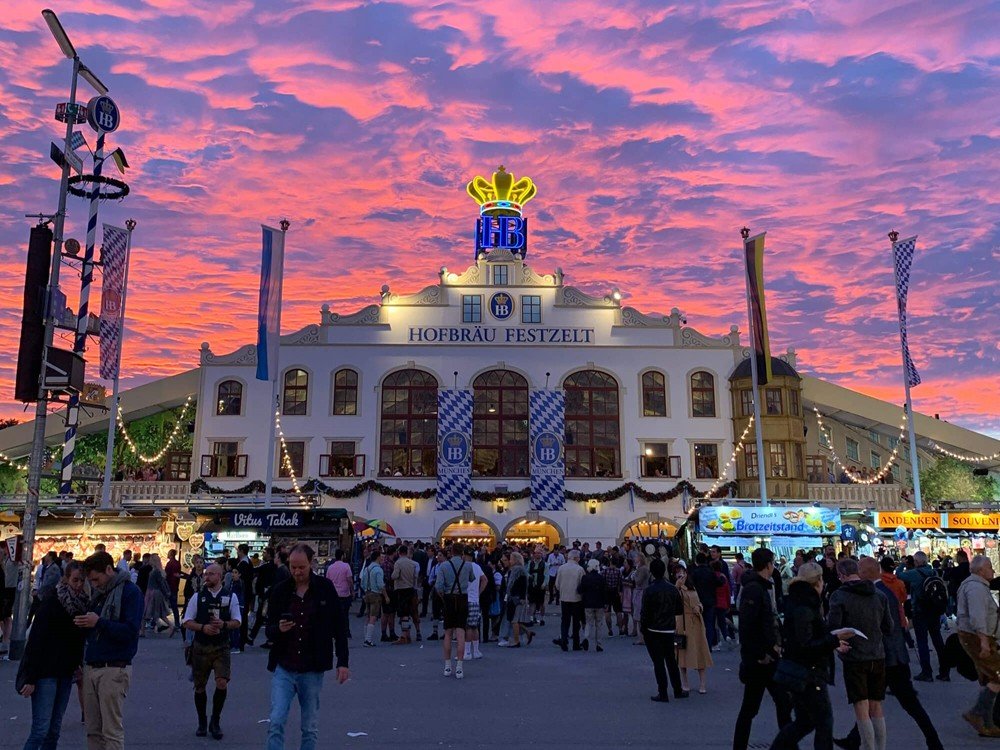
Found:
[0,1,997,436]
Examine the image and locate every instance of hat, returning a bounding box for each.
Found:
[677,559,687,569]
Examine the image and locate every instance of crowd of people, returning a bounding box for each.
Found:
[1,534,997,749]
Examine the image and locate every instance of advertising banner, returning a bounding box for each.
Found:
[436,390,473,511]
[699,505,841,536]
[874,511,941,529]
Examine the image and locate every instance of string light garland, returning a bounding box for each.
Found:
[704,414,754,498]
[930,442,1000,464]
[274,409,304,501]
[813,408,906,485]
[117,396,194,464]
[0,450,29,472]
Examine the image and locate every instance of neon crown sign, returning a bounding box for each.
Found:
[467,166,536,255]
[466,165,536,216]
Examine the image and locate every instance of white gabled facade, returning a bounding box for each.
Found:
[194,251,744,545]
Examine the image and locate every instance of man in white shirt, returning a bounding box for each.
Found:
[463,546,487,660]
[183,563,241,740]
[547,547,566,605]
[116,549,132,574]
[553,550,584,651]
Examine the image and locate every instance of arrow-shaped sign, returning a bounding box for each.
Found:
[50,142,83,175]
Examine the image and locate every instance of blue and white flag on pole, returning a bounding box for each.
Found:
[891,236,920,387]
[99,224,129,380]
[436,390,473,511]
[256,225,285,381]
[530,390,565,511]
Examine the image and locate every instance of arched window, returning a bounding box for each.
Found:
[333,368,359,415]
[379,369,438,476]
[564,370,620,477]
[282,369,309,415]
[690,371,716,417]
[473,370,528,477]
[216,380,242,416]
[641,371,667,417]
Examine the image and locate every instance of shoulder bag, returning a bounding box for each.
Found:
[772,657,810,693]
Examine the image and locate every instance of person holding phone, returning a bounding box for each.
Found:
[183,563,240,740]
[265,543,349,750]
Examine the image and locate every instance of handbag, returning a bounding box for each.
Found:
[772,658,810,693]
[674,604,689,649]
[14,657,28,694]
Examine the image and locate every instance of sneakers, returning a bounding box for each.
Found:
[363,640,376,647]
[497,639,509,647]
[455,663,464,679]
[443,664,452,677]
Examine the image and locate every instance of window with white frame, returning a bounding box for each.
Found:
[492,265,509,285]
[521,295,541,323]
[462,295,482,323]
[640,442,681,478]
[693,443,719,479]
[846,437,860,462]
[871,450,881,470]
[278,441,305,478]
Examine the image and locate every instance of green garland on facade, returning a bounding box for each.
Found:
[190,477,737,504]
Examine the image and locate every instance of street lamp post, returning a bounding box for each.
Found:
[9,9,108,661]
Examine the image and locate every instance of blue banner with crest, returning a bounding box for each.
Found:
[436,390,473,511]
[530,390,565,511]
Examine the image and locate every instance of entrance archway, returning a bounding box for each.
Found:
[437,516,499,547]
[619,518,679,543]
[502,517,563,548]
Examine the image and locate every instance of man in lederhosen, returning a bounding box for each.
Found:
[183,563,241,740]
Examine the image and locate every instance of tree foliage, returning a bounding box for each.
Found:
[72,403,196,477]
[920,455,998,502]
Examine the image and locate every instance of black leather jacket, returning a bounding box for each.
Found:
[781,580,838,682]
[640,578,682,633]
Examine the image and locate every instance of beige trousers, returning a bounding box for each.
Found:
[83,665,130,750]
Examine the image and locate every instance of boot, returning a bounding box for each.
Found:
[209,717,223,741]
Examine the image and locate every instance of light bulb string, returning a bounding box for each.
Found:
[117,396,194,465]
[813,408,907,485]
[704,414,755,498]
[929,442,1000,464]
[0,450,29,472]
[274,410,304,500]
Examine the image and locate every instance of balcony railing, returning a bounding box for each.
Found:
[807,483,907,510]
[82,481,190,506]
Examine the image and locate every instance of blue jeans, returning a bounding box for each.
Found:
[266,666,323,750]
[24,677,73,750]
[913,612,947,676]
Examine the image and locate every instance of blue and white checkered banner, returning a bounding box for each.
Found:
[99,224,129,380]
[892,236,921,387]
[436,390,473,511]
[530,390,565,511]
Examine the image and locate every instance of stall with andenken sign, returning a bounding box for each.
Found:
[873,511,953,559]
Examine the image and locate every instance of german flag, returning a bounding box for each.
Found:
[744,232,773,384]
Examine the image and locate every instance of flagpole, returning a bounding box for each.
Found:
[889,230,922,512]
[741,227,768,505]
[263,219,289,509]
[100,219,136,508]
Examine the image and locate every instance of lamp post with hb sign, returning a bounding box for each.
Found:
[9,9,113,661]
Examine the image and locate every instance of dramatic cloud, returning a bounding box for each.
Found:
[0,0,996,439]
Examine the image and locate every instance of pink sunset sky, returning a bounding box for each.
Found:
[0,1,997,437]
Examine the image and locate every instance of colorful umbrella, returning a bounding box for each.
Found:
[366,519,397,536]
[352,520,371,534]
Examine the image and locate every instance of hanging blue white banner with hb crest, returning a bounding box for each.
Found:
[530,390,565,511]
[436,390,473,511]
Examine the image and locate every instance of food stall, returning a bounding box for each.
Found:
[695,504,842,561]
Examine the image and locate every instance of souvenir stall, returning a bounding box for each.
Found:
[873,511,952,559]
[32,511,175,562]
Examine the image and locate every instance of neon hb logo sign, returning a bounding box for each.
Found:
[476,216,527,253]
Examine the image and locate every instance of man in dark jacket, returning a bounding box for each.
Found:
[836,557,943,750]
[690,553,721,649]
[78,551,144,750]
[235,543,255,650]
[249,547,277,646]
[640,558,685,702]
[733,548,792,750]
[899,551,949,681]
[828,557,892,750]
[265,544,349,750]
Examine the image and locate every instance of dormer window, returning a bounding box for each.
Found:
[492,265,509,285]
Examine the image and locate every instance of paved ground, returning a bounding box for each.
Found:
[0,617,989,748]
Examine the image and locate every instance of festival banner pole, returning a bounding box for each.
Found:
[60,131,105,494]
[99,220,135,508]
[261,220,289,508]
[741,227,769,505]
[889,230,923,512]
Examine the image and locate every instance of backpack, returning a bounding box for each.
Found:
[917,574,948,616]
